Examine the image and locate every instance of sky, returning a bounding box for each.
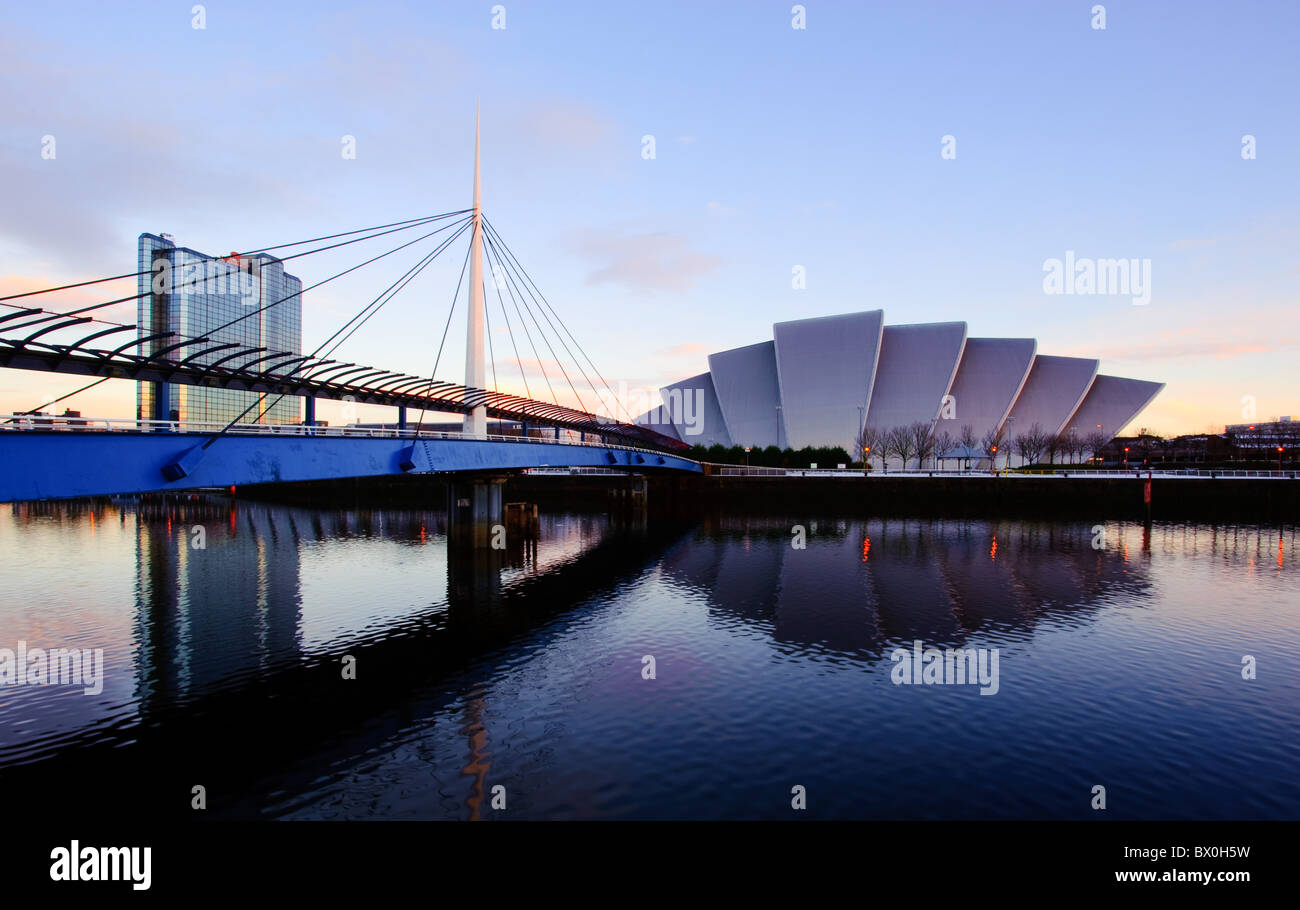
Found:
[1,0,1297,434]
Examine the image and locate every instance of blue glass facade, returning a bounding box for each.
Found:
[137,233,303,425]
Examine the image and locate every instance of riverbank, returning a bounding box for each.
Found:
[235,472,1299,521]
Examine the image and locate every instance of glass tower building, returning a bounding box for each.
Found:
[137,233,303,425]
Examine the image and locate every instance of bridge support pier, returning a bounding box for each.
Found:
[397,406,408,430]
[447,475,508,548]
[608,475,648,528]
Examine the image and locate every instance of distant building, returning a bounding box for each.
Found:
[137,233,302,425]
[637,309,1163,467]
[1099,423,1296,465]
[1224,418,1300,457]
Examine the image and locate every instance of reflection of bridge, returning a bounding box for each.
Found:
[0,113,699,505]
[0,499,1181,819]
[0,496,688,818]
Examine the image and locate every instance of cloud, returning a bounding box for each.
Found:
[576,230,721,293]
[659,342,709,358]
[0,274,139,330]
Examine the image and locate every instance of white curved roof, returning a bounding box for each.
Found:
[1003,354,1099,438]
[632,406,682,442]
[1062,374,1165,443]
[658,371,732,447]
[936,337,1036,443]
[708,340,782,448]
[773,310,884,450]
[863,322,967,431]
[656,311,1162,453]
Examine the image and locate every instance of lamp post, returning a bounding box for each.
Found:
[1278,446,1285,472]
[744,445,752,468]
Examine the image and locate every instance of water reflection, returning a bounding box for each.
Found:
[0,498,1295,820]
[661,517,1158,659]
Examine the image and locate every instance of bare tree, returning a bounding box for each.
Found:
[1013,431,1035,468]
[958,423,977,470]
[1045,432,1062,465]
[1059,428,1081,464]
[981,425,1006,473]
[1014,422,1048,468]
[1084,430,1109,464]
[933,429,956,471]
[856,424,884,471]
[908,421,934,470]
[888,425,917,471]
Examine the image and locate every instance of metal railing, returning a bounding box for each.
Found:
[0,414,690,460]
[525,466,628,475]
[707,463,1297,480]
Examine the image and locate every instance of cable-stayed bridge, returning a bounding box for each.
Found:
[0,116,700,506]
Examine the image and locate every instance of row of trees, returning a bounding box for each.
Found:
[685,443,853,468]
[685,423,1115,471]
[855,422,1111,471]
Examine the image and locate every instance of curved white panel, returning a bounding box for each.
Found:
[632,408,682,442]
[655,312,1163,454]
[657,371,731,447]
[863,322,967,432]
[1003,354,1098,440]
[1062,374,1165,447]
[935,337,1036,445]
[773,310,884,450]
[708,341,782,448]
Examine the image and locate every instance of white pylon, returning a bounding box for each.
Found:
[464,104,487,436]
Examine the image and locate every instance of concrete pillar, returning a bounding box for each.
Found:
[447,475,507,548]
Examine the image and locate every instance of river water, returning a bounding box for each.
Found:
[1,497,1296,819]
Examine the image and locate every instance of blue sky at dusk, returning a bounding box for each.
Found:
[1,0,1297,433]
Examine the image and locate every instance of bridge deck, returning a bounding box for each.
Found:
[0,418,701,501]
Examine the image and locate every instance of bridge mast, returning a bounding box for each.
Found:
[464,105,488,436]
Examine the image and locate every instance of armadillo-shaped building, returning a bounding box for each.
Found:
[640,310,1163,461]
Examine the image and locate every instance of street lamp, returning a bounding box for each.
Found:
[1278,446,1285,472]
[744,445,752,468]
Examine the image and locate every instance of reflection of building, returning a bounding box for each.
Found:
[639,310,1163,462]
[134,501,303,706]
[137,233,302,424]
[659,518,1153,657]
